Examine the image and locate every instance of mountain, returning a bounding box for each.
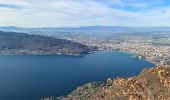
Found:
[43,66,170,100]
[0,31,96,55]
[1,26,170,34]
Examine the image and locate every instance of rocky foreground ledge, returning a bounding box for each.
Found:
[42,66,170,100]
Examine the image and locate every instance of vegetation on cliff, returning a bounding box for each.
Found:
[42,66,170,100]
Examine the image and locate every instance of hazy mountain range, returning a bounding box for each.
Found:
[1,26,170,34]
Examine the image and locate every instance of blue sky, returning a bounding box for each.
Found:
[0,0,170,27]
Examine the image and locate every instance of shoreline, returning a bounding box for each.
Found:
[42,66,170,100]
[1,49,168,100]
[0,49,157,65]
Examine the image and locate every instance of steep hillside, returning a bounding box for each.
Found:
[43,66,170,100]
[0,31,96,55]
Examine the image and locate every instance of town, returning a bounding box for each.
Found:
[62,32,170,66]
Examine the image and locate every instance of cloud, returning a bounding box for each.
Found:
[0,0,170,27]
[0,4,20,9]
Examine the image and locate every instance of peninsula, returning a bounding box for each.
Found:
[0,31,96,56]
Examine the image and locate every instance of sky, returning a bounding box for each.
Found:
[0,0,170,27]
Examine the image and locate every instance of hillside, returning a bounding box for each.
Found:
[42,66,170,100]
[0,31,95,55]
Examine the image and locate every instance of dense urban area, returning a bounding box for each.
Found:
[62,32,170,66]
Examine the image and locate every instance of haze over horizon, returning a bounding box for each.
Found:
[1,0,170,27]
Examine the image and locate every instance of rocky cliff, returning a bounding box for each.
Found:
[42,66,170,100]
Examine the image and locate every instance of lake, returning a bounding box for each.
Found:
[0,51,154,100]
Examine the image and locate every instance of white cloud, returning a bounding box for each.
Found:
[0,0,170,27]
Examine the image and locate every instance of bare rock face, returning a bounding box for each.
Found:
[45,66,170,100]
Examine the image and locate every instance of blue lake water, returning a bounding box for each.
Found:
[0,51,154,100]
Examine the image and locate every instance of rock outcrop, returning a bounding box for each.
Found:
[42,66,170,100]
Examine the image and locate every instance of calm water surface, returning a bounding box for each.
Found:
[0,51,154,100]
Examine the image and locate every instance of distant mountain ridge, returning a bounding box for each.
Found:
[0,31,95,55]
[1,26,170,34]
